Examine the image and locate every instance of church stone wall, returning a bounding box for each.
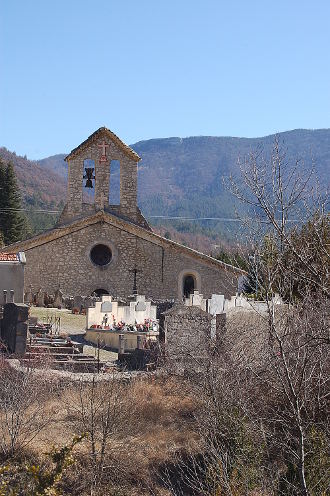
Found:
[22,222,237,300]
[67,158,83,217]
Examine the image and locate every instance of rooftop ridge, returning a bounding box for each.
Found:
[65,127,140,162]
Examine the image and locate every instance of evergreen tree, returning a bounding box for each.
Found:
[2,162,29,245]
[0,159,5,242]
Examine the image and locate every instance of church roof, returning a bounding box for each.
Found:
[3,211,245,276]
[65,127,141,162]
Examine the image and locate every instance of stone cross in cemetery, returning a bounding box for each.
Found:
[129,266,142,295]
[54,287,63,308]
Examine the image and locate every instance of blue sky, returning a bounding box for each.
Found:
[1,0,329,159]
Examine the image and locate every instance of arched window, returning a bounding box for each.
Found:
[82,159,95,203]
[178,269,201,300]
[183,274,195,298]
[109,159,120,205]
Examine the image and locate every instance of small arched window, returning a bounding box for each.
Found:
[183,274,195,298]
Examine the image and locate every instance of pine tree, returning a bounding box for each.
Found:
[0,158,5,242]
[2,162,29,245]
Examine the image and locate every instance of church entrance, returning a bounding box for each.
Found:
[93,288,109,297]
[183,274,195,298]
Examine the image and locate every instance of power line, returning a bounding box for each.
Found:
[0,208,300,223]
[147,215,300,223]
[148,215,242,221]
[0,208,60,214]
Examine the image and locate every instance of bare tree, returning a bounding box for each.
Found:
[162,138,329,495]
[0,357,52,458]
[227,137,329,495]
[64,372,132,495]
[229,136,329,297]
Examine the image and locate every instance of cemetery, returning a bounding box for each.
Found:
[0,250,281,374]
[85,294,159,351]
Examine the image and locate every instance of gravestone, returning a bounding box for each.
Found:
[208,294,225,315]
[73,295,84,310]
[101,301,112,312]
[64,296,74,310]
[135,301,146,311]
[54,288,63,308]
[1,303,28,355]
[25,284,33,304]
[84,296,94,308]
[36,289,45,307]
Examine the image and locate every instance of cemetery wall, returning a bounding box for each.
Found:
[163,305,213,362]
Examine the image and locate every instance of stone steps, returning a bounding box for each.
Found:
[20,358,105,373]
[23,333,105,372]
[26,345,81,355]
[24,352,97,361]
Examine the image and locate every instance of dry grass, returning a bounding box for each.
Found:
[6,374,199,495]
[29,306,86,334]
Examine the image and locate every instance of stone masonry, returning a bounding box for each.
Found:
[3,127,244,301]
[63,127,139,223]
[163,305,213,363]
[17,216,239,299]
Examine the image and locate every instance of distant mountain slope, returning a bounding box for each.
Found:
[0,148,67,235]
[35,129,330,219]
[0,148,66,209]
[133,129,330,219]
[1,129,329,248]
[37,153,67,179]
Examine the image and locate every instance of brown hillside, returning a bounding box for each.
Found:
[0,147,66,208]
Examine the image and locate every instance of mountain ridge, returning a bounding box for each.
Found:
[1,128,329,251]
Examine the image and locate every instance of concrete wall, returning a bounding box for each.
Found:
[85,328,157,352]
[22,222,238,300]
[0,256,25,305]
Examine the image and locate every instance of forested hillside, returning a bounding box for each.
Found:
[1,128,329,249]
[0,148,66,234]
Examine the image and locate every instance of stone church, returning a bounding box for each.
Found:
[5,127,242,300]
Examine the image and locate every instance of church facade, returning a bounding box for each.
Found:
[5,128,242,300]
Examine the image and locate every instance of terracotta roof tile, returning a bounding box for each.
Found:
[0,252,19,262]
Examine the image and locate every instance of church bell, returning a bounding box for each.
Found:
[83,167,95,188]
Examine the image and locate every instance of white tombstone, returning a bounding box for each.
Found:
[101,301,113,312]
[208,294,225,315]
[86,294,157,329]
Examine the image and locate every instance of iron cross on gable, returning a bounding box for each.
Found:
[98,141,109,163]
